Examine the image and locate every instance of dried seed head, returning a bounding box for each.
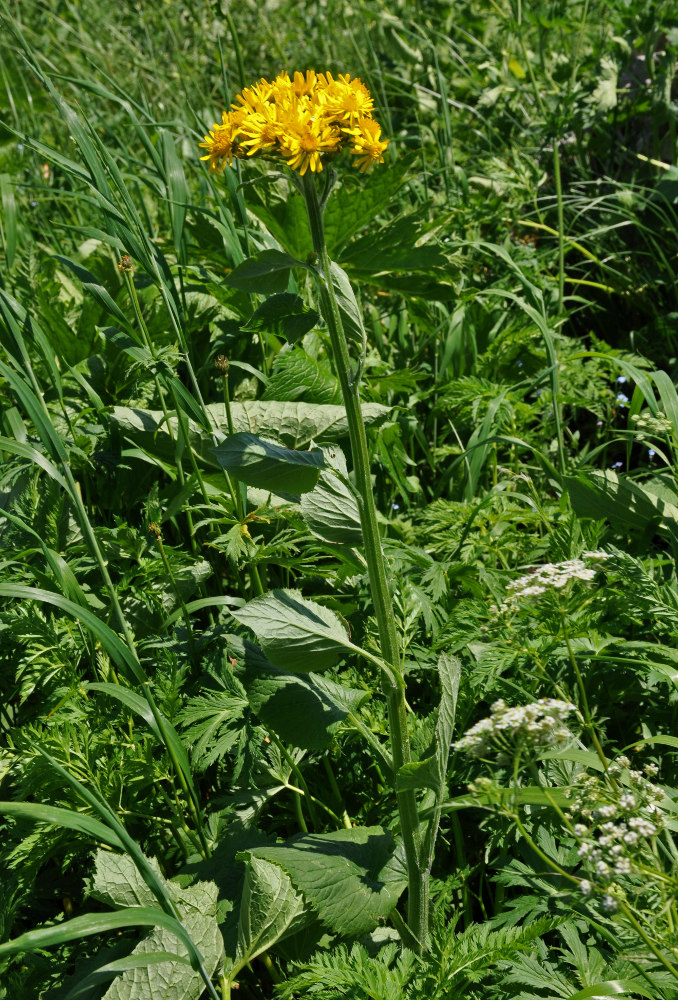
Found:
[118,254,134,273]
[215,354,230,376]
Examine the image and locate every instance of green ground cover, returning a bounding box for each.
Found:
[2,0,678,996]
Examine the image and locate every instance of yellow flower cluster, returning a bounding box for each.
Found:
[199,71,389,177]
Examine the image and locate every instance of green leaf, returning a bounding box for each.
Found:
[230,855,306,980]
[53,254,129,326]
[232,589,352,673]
[212,433,324,496]
[92,851,224,1000]
[565,469,678,540]
[245,826,406,937]
[339,214,449,275]
[327,261,366,347]
[161,130,187,265]
[0,584,142,683]
[0,801,123,849]
[244,293,319,345]
[247,189,314,260]
[300,446,362,546]
[110,400,391,455]
[230,635,368,750]
[0,173,17,270]
[0,908,191,960]
[322,162,409,253]
[85,683,199,813]
[435,653,461,785]
[262,349,339,405]
[224,249,305,294]
[62,953,191,1000]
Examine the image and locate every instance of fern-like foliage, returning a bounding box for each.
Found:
[276,919,558,1000]
[178,666,249,771]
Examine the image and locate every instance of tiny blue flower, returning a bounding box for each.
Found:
[648,449,656,458]
[611,461,623,469]
[616,393,629,406]
[617,376,627,384]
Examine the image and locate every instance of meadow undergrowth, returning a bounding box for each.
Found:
[2,1,678,998]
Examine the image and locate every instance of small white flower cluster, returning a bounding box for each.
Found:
[498,552,610,610]
[572,757,665,894]
[454,698,576,762]
[631,411,673,437]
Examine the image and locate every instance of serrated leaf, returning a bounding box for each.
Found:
[327,261,366,347]
[61,953,191,1000]
[232,589,352,672]
[232,855,306,975]
[91,851,224,1000]
[246,826,406,937]
[178,688,248,770]
[322,162,409,253]
[262,348,339,404]
[212,432,324,495]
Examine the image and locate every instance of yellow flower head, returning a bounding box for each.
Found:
[348,117,389,173]
[199,71,388,176]
[281,117,342,176]
[199,111,245,171]
[320,74,375,122]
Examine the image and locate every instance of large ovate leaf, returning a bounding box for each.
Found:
[244,826,407,937]
[565,469,678,541]
[231,589,352,672]
[110,400,391,456]
[224,249,305,294]
[262,348,340,404]
[212,432,324,495]
[228,635,368,750]
[91,850,224,1000]
[244,292,319,345]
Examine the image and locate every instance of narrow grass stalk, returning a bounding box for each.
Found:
[301,174,426,950]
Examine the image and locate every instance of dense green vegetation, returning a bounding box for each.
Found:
[2,0,678,996]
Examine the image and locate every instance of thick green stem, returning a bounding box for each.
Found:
[302,174,426,949]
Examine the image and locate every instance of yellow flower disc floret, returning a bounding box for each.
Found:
[199,70,388,176]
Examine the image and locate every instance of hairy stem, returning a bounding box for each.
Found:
[302,173,426,950]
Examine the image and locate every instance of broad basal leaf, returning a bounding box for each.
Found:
[231,589,352,672]
[228,634,368,750]
[224,249,305,294]
[109,400,391,457]
[212,432,324,496]
[244,826,407,937]
[91,850,224,1000]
